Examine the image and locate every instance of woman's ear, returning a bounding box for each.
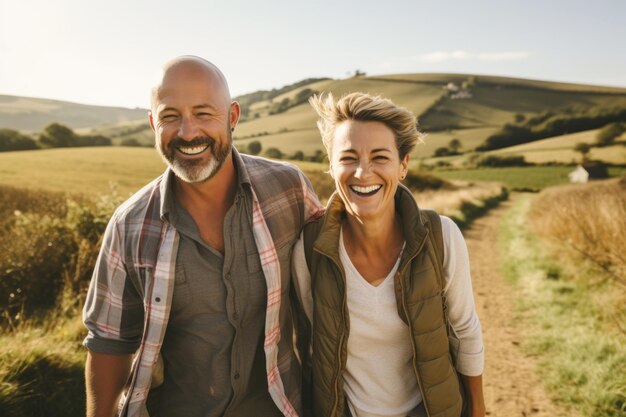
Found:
[400,154,410,179]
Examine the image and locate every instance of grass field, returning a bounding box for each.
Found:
[431,166,626,191]
[0,147,331,197]
[3,148,624,198]
[500,193,626,417]
[0,147,166,196]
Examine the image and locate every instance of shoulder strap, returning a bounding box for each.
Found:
[302,219,323,273]
[422,209,444,278]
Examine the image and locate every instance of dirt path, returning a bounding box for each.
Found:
[464,195,573,417]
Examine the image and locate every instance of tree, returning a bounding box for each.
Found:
[38,123,77,148]
[0,129,39,152]
[79,135,112,146]
[291,150,304,161]
[264,147,283,159]
[247,140,262,155]
[448,139,462,154]
[596,122,625,147]
[294,88,316,106]
[433,147,451,157]
[121,138,142,147]
[574,142,591,162]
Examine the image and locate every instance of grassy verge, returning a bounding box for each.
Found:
[499,194,626,417]
[0,314,87,417]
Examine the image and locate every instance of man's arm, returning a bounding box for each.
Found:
[461,374,486,417]
[85,351,133,417]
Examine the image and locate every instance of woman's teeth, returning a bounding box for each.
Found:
[350,185,382,195]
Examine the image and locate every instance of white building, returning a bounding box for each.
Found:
[568,165,589,183]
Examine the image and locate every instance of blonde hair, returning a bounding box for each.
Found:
[309,92,422,159]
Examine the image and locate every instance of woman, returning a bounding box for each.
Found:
[293,92,485,417]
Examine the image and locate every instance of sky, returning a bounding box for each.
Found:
[1,0,625,109]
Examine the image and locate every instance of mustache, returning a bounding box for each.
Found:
[169,136,216,148]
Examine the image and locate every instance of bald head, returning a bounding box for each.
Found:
[151,56,232,112]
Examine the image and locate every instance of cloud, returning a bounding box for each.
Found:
[417,50,530,63]
[477,51,530,61]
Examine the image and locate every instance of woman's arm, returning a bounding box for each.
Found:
[461,374,486,417]
[440,216,486,416]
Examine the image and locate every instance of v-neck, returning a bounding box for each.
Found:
[339,227,404,289]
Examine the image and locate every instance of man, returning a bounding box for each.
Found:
[83,56,323,417]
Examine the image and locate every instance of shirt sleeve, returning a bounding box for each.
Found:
[82,213,143,355]
[297,170,324,223]
[441,215,484,376]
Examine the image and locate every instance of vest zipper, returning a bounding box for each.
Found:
[396,235,432,417]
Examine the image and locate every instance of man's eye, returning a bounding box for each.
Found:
[374,155,389,161]
[161,114,177,121]
[197,112,212,118]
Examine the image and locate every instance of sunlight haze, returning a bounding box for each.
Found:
[1,0,625,108]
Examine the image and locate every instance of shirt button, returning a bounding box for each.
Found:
[225,272,231,280]
[234,372,240,380]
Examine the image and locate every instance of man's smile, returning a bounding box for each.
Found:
[177,143,209,155]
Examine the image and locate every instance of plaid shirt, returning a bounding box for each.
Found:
[83,150,323,417]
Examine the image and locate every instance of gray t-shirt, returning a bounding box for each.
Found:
[150,183,282,417]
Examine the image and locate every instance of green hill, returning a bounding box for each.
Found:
[0,95,147,132]
[231,74,626,162]
[4,74,626,163]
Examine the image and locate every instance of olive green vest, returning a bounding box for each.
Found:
[301,185,464,417]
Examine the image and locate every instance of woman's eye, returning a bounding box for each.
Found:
[340,156,356,162]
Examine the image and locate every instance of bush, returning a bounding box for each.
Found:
[478,106,626,151]
[247,140,262,155]
[402,170,451,191]
[433,147,452,157]
[120,138,142,147]
[77,135,111,147]
[0,186,120,323]
[477,155,528,167]
[264,147,283,159]
[0,129,39,152]
[38,123,77,148]
[596,122,625,146]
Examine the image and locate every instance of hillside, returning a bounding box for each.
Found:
[0,95,147,132]
[4,74,626,164]
[232,74,626,162]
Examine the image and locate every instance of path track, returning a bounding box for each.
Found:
[464,195,575,417]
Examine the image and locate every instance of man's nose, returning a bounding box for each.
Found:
[178,117,200,140]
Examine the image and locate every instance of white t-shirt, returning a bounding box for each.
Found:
[292,215,484,417]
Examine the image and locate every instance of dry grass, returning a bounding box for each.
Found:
[530,177,626,286]
[416,181,506,219]
[500,195,626,416]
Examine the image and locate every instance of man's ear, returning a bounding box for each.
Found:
[230,102,241,131]
[148,112,155,131]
